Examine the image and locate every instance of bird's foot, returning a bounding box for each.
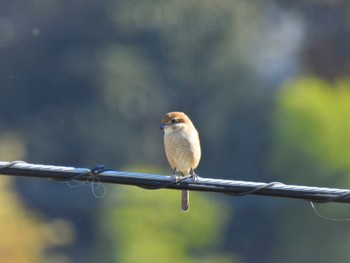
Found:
[171,168,179,182]
[190,168,199,181]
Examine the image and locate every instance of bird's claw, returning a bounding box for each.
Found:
[171,168,199,183]
[171,174,179,182]
[172,168,187,182]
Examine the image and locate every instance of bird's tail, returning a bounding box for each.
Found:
[181,190,190,212]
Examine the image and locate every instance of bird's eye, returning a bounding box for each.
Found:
[171,119,177,124]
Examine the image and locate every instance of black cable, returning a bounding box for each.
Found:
[1,160,350,204]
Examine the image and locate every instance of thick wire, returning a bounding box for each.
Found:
[1,161,350,205]
[0,161,108,198]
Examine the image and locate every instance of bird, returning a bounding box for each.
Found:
[160,111,201,212]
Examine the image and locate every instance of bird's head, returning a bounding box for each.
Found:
[160,112,194,133]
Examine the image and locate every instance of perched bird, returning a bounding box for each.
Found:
[160,112,201,212]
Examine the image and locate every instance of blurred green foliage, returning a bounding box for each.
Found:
[273,76,350,185]
[0,136,74,263]
[97,167,234,263]
[1,0,350,262]
[270,76,350,263]
[0,177,48,263]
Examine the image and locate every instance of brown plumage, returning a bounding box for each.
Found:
[160,112,201,212]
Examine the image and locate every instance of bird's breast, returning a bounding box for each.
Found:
[163,129,201,174]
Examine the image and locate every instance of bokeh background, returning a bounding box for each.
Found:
[1,0,350,262]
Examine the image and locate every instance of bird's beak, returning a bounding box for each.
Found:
[160,124,166,129]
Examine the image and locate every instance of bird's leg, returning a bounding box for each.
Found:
[172,168,179,182]
[190,168,199,181]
